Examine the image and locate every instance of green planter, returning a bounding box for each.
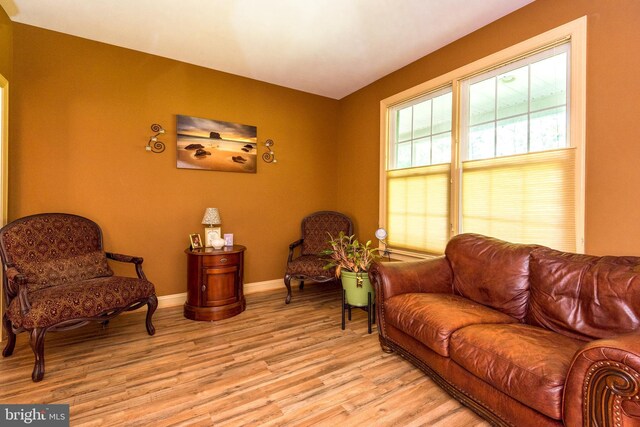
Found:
[340,270,376,333]
[340,270,375,307]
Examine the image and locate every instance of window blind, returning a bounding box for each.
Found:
[387,163,450,253]
[461,148,576,252]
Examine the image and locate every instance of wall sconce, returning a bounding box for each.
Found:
[262,139,277,163]
[146,124,166,153]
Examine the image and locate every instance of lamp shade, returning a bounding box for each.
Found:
[202,208,221,225]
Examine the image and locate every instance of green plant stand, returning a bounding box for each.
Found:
[342,290,376,334]
[341,271,376,334]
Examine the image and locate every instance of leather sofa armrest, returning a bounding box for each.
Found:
[564,333,640,426]
[106,252,147,280]
[368,256,453,300]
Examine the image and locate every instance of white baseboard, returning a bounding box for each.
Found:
[157,292,187,309]
[156,278,284,309]
[244,278,283,295]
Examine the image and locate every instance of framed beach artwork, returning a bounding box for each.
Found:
[177,115,257,173]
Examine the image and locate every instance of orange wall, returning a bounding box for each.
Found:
[8,0,640,301]
[10,24,339,296]
[336,0,640,256]
[0,6,10,80]
[0,7,13,80]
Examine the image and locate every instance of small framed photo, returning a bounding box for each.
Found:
[189,233,203,249]
[224,233,234,246]
[205,227,222,247]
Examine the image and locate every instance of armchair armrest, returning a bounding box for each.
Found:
[287,239,304,262]
[368,256,453,300]
[4,266,31,315]
[564,333,640,426]
[106,252,147,280]
[106,252,143,264]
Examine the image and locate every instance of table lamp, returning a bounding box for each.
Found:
[202,208,225,249]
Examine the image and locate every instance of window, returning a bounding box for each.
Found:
[391,88,453,169]
[461,44,569,161]
[387,88,453,253]
[381,17,586,256]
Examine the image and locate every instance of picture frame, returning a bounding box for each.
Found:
[224,233,234,246]
[177,115,257,173]
[189,233,203,249]
[205,227,222,247]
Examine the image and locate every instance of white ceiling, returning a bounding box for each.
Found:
[0,0,535,99]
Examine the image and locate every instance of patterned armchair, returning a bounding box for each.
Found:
[284,211,353,304]
[0,213,158,381]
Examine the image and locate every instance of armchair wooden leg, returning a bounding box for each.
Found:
[146,294,158,336]
[29,327,47,382]
[2,314,16,357]
[284,274,293,304]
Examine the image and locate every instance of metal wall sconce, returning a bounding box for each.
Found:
[262,139,277,163]
[146,124,166,153]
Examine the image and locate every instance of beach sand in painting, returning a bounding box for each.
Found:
[177,137,257,173]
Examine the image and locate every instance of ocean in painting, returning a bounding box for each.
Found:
[176,115,258,173]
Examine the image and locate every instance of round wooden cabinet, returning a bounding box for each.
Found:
[184,245,246,321]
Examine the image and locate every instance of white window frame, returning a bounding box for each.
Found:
[379,17,586,260]
[0,73,8,341]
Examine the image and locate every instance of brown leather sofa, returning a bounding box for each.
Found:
[369,233,640,427]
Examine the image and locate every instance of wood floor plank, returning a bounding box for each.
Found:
[0,283,489,426]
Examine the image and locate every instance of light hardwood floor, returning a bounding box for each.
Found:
[0,283,489,426]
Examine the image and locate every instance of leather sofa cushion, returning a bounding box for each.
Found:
[445,233,538,321]
[384,293,517,357]
[528,247,640,341]
[7,276,156,329]
[450,323,583,420]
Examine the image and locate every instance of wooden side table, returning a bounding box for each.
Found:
[184,245,246,321]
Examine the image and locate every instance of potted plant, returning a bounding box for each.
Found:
[321,232,379,332]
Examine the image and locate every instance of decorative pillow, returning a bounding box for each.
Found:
[19,251,114,293]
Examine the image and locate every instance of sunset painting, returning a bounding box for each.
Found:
[176,115,258,173]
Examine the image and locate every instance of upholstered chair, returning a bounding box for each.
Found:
[284,211,353,304]
[0,213,158,381]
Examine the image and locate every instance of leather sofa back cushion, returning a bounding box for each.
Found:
[528,247,640,341]
[446,233,537,321]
